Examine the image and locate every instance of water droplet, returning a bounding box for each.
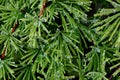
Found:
[78,2,84,5]
[100,9,105,13]
[41,17,47,22]
[113,9,116,13]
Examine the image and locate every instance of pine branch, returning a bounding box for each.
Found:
[38,0,47,17]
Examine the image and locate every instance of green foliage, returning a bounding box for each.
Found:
[91,0,120,79]
[0,0,120,80]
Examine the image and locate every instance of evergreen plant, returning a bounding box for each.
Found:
[0,0,120,80]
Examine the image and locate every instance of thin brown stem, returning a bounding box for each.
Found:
[0,48,6,60]
[38,0,47,17]
[12,21,19,33]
